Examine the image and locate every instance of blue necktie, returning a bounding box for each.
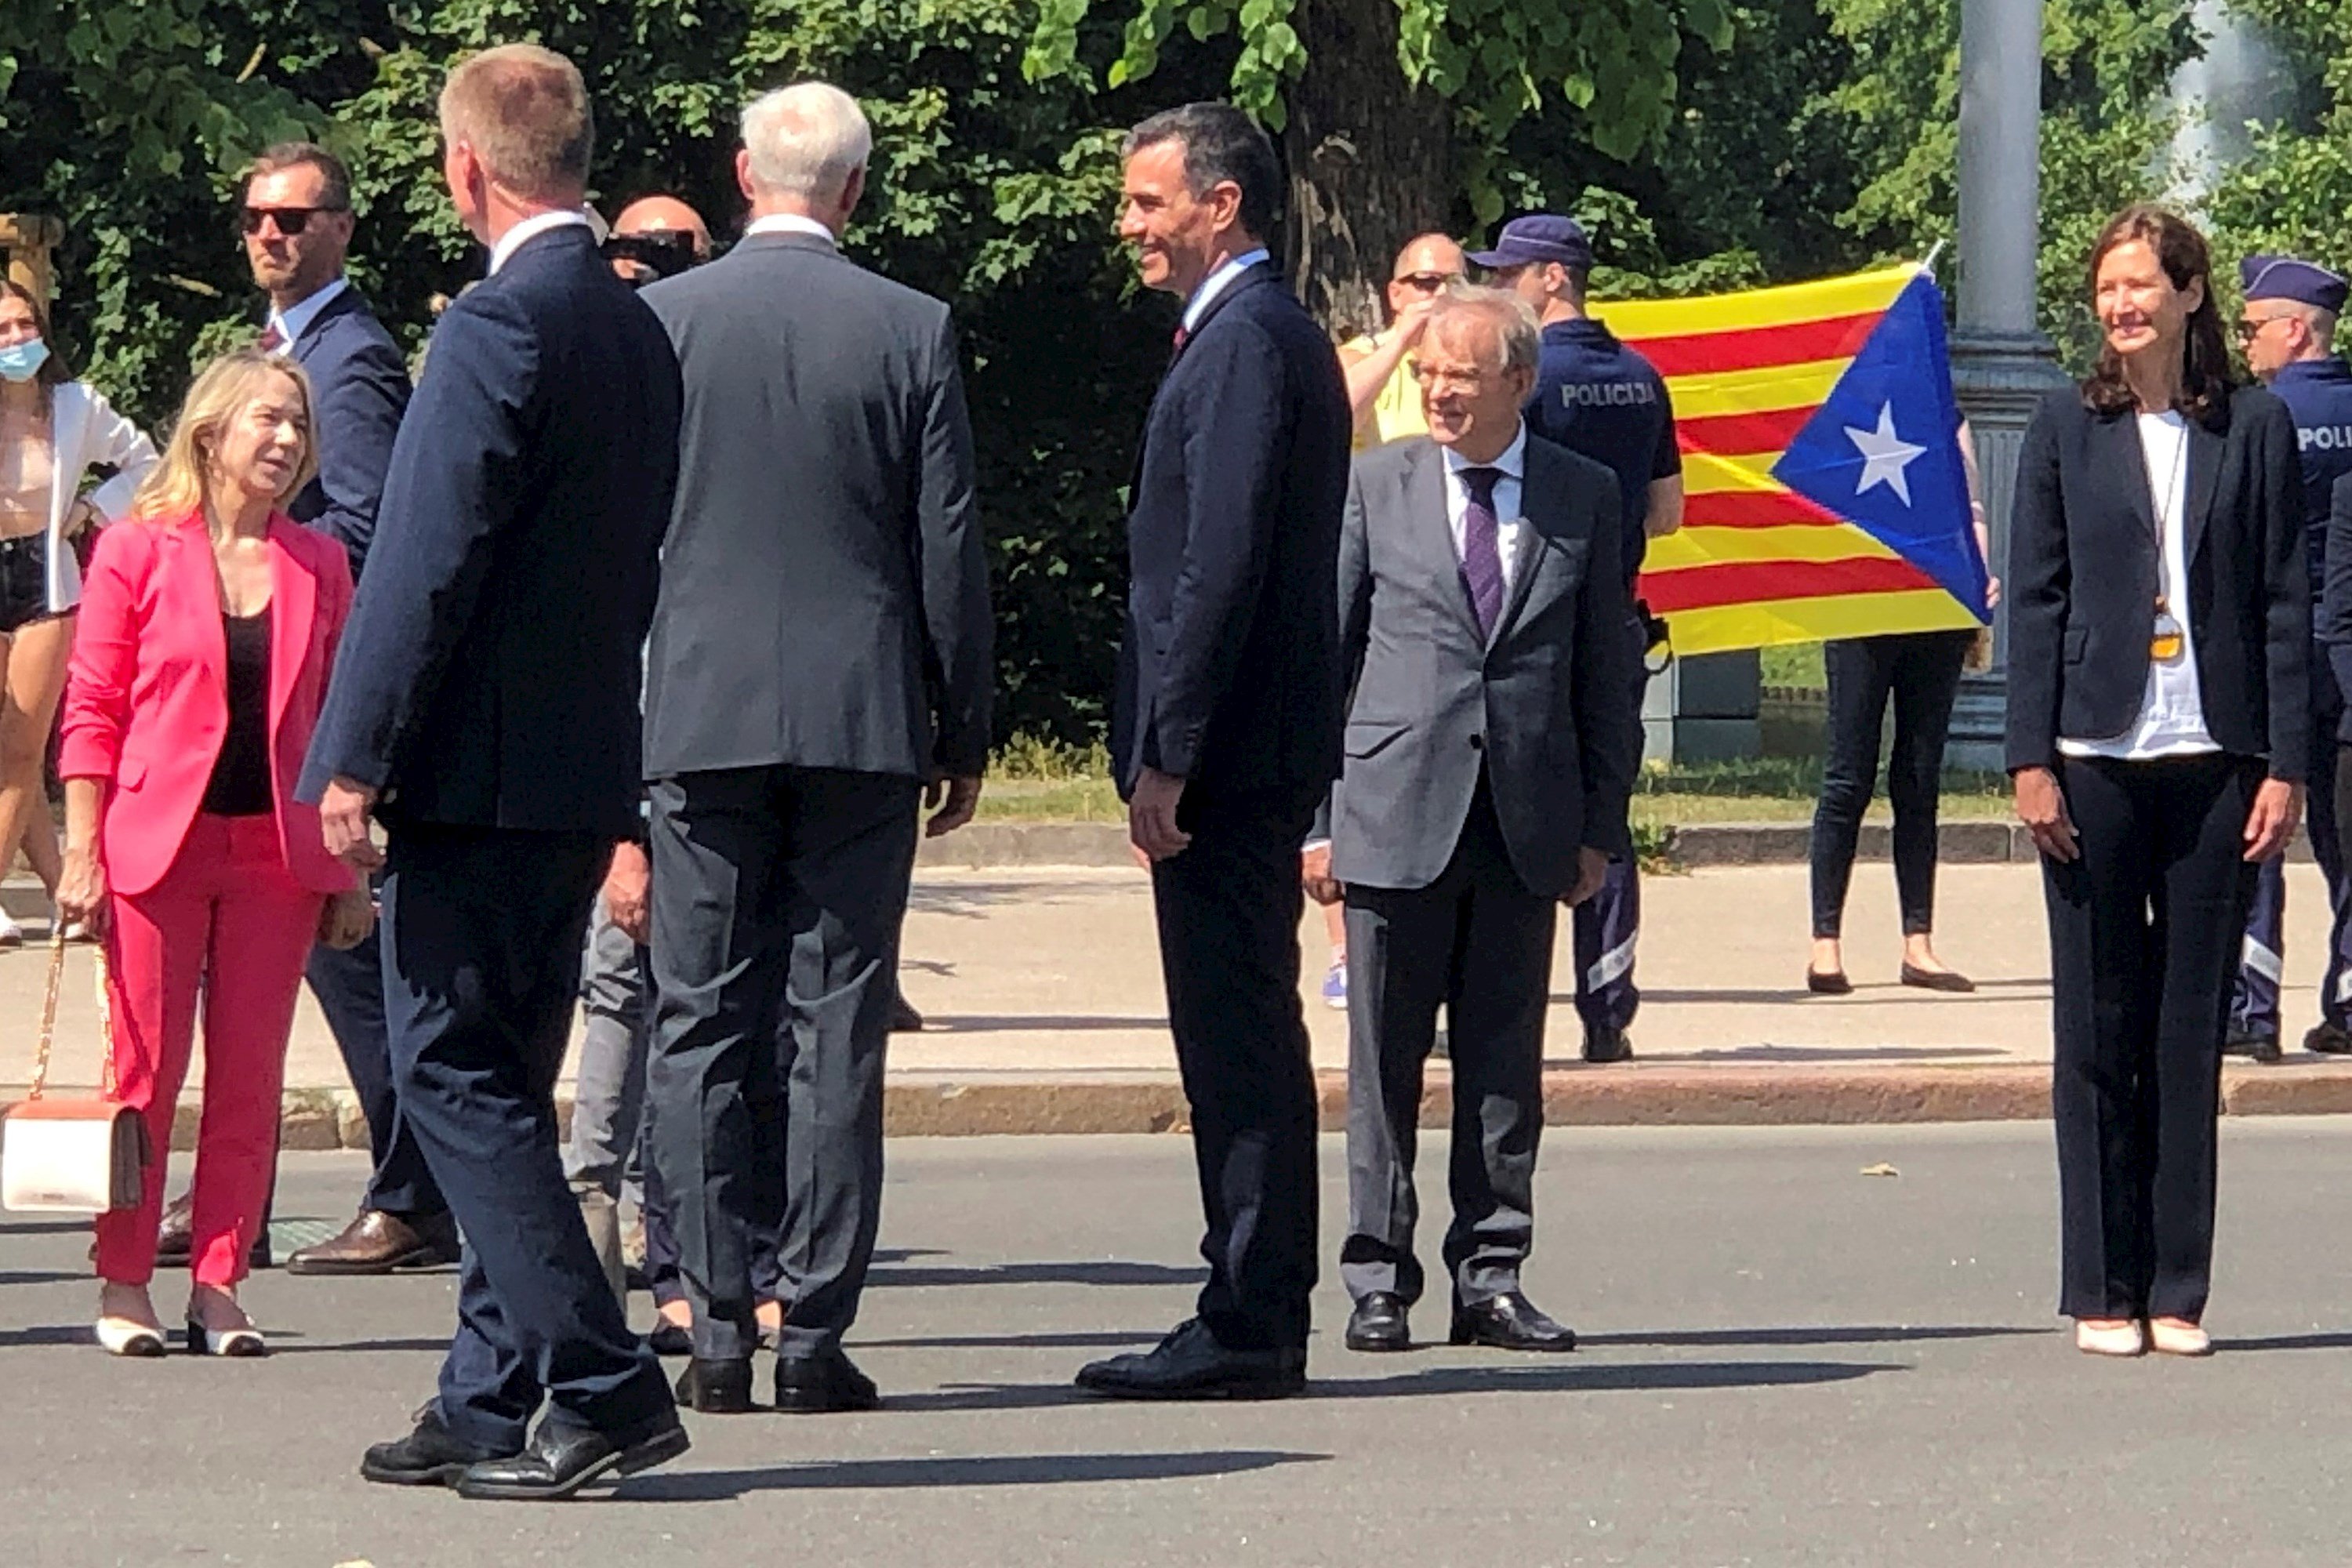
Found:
[1458,465,1504,637]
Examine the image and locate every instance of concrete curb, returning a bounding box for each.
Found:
[22,1061,2352,1150]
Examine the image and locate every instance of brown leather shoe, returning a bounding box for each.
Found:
[115,1192,270,1272]
[285,1209,460,1276]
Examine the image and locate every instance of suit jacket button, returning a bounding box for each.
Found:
[1468,733,1485,751]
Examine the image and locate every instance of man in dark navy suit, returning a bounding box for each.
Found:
[1073,103,1350,1401]
[299,43,687,1501]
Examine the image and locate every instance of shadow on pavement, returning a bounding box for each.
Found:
[858,1330,1165,1351]
[0,1218,94,1237]
[1625,989,2041,1007]
[273,1337,452,1355]
[1582,1325,2045,1348]
[870,1261,1207,1289]
[926,1014,1171,1033]
[1310,1359,1902,1398]
[1548,1046,2009,1065]
[0,1270,84,1287]
[612,1448,1325,1501]
[2215,1331,2352,1353]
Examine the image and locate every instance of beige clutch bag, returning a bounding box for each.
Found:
[1,935,148,1212]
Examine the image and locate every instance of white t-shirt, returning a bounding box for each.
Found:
[2058,409,2219,760]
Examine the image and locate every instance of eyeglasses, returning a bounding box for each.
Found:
[240,206,346,238]
[2234,314,2295,343]
[1392,271,1461,292]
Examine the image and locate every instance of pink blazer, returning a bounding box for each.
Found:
[59,510,356,898]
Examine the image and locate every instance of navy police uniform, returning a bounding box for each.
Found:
[2232,255,2352,1050]
[1473,215,1679,1050]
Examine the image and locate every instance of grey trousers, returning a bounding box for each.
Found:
[1338,783,1557,1308]
[647,765,920,1364]
[567,898,649,1202]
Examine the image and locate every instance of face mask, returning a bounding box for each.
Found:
[0,339,49,383]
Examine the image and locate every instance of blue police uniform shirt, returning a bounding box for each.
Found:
[2269,357,2352,606]
[1524,317,1681,581]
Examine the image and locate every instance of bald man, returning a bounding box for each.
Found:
[605,194,713,286]
[1338,234,1467,448]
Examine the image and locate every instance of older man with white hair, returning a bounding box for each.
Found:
[641,81,993,1417]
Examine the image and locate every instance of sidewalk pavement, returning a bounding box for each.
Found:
[8,858,2352,1145]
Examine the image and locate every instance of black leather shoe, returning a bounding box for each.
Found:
[1344,1292,1411,1352]
[648,1320,692,1358]
[1074,1318,1306,1400]
[2307,1021,2352,1055]
[1899,963,1976,995]
[454,1412,691,1501]
[1450,1290,1577,1352]
[673,1356,756,1414]
[2224,1025,2284,1064]
[773,1345,880,1413]
[361,1406,517,1488]
[1582,1025,1633,1064]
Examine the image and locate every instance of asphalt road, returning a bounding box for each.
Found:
[8,1123,2352,1566]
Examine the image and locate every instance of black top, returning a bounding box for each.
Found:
[201,612,272,817]
[2005,383,2310,779]
[1525,318,1681,581]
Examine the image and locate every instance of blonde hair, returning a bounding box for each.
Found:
[741,82,871,202]
[439,43,593,201]
[131,350,318,522]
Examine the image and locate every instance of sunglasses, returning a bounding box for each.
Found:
[1393,271,1461,292]
[241,206,346,237]
[2232,314,2296,343]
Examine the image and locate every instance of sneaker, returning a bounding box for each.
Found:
[0,909,19,949]
[1321,956,1347,1011]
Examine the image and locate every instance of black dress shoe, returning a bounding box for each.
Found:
[1806,968,1853,996]
[1582,1025,1633,1064]
[1899,963,1976,994]
[673,1356,756,1414]
[361,1407,517,1489]
[647,1320,692,1358]
[1344,1292,1411,1352]
[2224,1025,2284,1064]
[2307,1021,2352,1055]
[1450,1291,1577,1352]
[455,1412,691,1501]
[1074,1318,1306,1400]
[773,1345,880,1413]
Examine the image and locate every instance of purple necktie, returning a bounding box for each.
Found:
[1457,465,1505,637]
[258,322,286,353]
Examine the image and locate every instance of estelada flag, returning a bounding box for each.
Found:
[1606,264,1993,655]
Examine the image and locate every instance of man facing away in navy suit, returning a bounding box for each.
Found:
[299,43,688,1501]
[1073,103,1352,1402]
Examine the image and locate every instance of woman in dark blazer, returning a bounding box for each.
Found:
[2007,204,2307,1359]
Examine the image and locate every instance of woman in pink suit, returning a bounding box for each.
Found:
[55,349,373,1358]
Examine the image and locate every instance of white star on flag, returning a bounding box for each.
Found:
[1844,402,1926,506]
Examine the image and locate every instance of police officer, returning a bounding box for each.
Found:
[2229,255,2352,1059]
[1473,215,1682,1062]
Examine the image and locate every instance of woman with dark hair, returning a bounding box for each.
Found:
[0,280,157,947]
[2008,204,2307,1358]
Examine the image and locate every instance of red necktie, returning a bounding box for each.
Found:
[259,322,286,353]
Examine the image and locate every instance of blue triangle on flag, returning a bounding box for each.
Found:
[1771,271,1991,621]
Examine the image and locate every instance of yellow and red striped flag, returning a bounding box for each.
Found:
[1610,264,1993,655]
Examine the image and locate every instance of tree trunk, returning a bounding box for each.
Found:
[1282,0,1456,339]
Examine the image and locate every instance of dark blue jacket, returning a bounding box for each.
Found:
[1112,263,1351,804]
[284,285,410,584]
[298,224,681,837]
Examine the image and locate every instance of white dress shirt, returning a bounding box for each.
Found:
[744,212,837,245]
[488,209,594,274]
[265,275,349,350]
[1442,423,1529,593]
[1181,247,1272,333]
[2057,408,2218,761]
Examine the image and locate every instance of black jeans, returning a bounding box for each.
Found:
[2044,753,2260,1323]
[1809,631,1973,939]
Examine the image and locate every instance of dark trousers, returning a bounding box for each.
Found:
[2045,753,2260,1323]
[2231,677,2349,1036]
[1150,786,1321,1352]
[646,766,919,1365]
[306,873,445,1218]
[1573,660,1650,1033]
[1340,782,1555,1308]
[379,824,669,1449]
[1809,630,1972,939]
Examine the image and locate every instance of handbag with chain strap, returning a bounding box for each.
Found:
[2,934,148,1211]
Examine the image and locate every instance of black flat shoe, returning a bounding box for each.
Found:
[1450,1290,1577,1352]
[1581,1025,1633,1064]
[361,1407,517,1489]
[1074,1317,1306,1400]
[2225,1025,2284,1063]
[673,1356,756,1414]
[1898,964,1975,994]
[647,1320,692,1358]
[1806,968,1853,996]
[1344,1292,1411,1352]
[773,1345,880,1414]
[454,1412,691,1501]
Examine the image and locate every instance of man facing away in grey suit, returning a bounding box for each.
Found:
[1303,288,1643,1356]
[641,82,993,1417]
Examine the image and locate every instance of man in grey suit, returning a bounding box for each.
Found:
[1303,288,1642,1356]
[641,81,993,1417]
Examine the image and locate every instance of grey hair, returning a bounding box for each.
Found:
[1425,286,1541,376]
[742,82,873,201]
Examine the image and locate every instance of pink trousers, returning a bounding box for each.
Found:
[92,813,322,1288]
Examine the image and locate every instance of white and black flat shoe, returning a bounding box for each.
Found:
[95,1317,168,1358]
[184,1317,266,1358]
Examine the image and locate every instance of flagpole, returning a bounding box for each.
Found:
[1944,0,2071,773]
